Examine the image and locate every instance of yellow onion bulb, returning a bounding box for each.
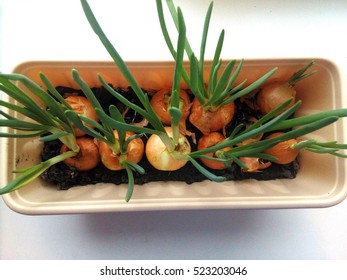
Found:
[65,95,99,137]
[257,82,296,115]
[264,132,300,164]
[145,127,191,171]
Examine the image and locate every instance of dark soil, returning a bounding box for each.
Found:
[40,86,299,190]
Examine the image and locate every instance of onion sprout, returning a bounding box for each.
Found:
[81,0,186,152]
[156,0,277,109]
[65,70,145,202]
[0,73,81,194]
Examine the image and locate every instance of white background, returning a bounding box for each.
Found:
[1,0,347,259]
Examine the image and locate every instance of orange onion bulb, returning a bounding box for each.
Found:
[98,131,144,171]
[197,132,232,170]
[189,98,235,135]
[60,137,100,171]
[264,132,300,164]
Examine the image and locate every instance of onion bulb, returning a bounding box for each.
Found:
[264,132,300,164]
[256,81,296,115]
[257,61,316,115]
[65,95,99,136]
[60,137,100,171]
[197,132,232,170]
[98,131,144,171]
[145,127,191,171]
[189,98,235,135]
[150,88,191,133]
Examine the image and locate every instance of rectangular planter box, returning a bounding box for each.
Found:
[1,58,347,214]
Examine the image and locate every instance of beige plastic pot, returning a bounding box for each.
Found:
[1,58,346,214]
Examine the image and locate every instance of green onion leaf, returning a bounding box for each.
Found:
[188,157,225,182]
[0,151,76,195]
